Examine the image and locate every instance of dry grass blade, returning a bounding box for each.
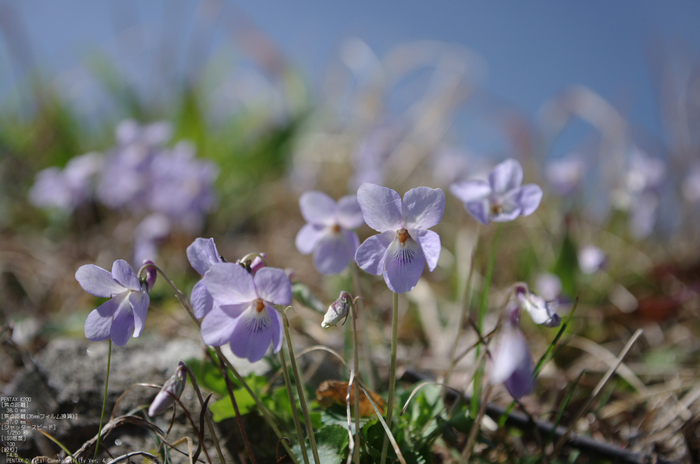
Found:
[550,328,644,459]
[358,382,407,464]
[71,415,164,461]
[106,451,161,464]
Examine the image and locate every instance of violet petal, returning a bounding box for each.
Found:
[450,179,491,204]
[191,279,215,319]
[76,264,125,298]
[205,263,257,305]
[489,158,523,194]
[517,184,543,217]
[187,238,221,276]
[200,304,247,346]
[355,231,393,275]
[299,191,337,226]
[84,294,126,342]
[313,233,353,275]
[383,236,426,293]
[110,298,136,346]
[410,229,441,272]
[336,195,364,230]
[254,267,292,306]
[402,187,445,230]
[112,260,141,292]
[357,183,403,232]
[295,223,326,255]
[129,290,150,338]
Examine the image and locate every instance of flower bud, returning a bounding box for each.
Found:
[148,361,187,417]
[515,284,561,327]
[321,291,352,329]
[250,253,267,275]
[142,260,157,293]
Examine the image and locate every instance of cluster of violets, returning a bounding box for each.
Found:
[30,120,218,264]
[75,157,570,405]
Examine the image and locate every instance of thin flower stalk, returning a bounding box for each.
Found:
[380,291,400,464]
[147,261,296,464]
[213,347,299,464]
[282,310,321,464]
[471,223,502,417]
[279,347,311,464]
[216,356,257,464]
[180,363,227,464]
[352,265,375,389]
[94,339,112,461]
[350,297,361,463]
[443,224,479,396]
[460,385,493,464]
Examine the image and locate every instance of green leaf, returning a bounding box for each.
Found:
[209,388,257,422]
[292,282,326,313]
[185,357,228,397]
[554,230,578,296]
[292,425,349,464]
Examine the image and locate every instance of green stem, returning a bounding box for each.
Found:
[180,363,226,464]
[217,357,257,463]
[469,224,502,417]
[443,225,479,394]
[351,298,362,463]
[94,339,112,461]
[352,265,375,389]
[152,261,296,464]
[279,349,310,464]
[282,313,321,464]
[471,223,502,417]
[214,347,299,464]
[380,292,399,464]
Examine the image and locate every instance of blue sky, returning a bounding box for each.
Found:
[3,1,700,150]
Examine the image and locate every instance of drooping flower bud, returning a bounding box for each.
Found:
[148,361,187,417]
[250,253,267,276]
[322,291,352,329]
[142,260,157,293]
[515,284,561,327]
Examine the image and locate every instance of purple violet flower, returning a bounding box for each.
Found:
[201,263,292,363]
[450,158,543,225]
[75,260,150,346]
[147,141,219,233]
[545,155,586,196]
[355,183,445,294]
[490,321,534,399]
[29,152,103,212]
[578,245,607,275]
[491,285,561,399]
[187,238,225,319]
[148,361,187,417]
[295,191,364,275]
[612,148,665,239]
